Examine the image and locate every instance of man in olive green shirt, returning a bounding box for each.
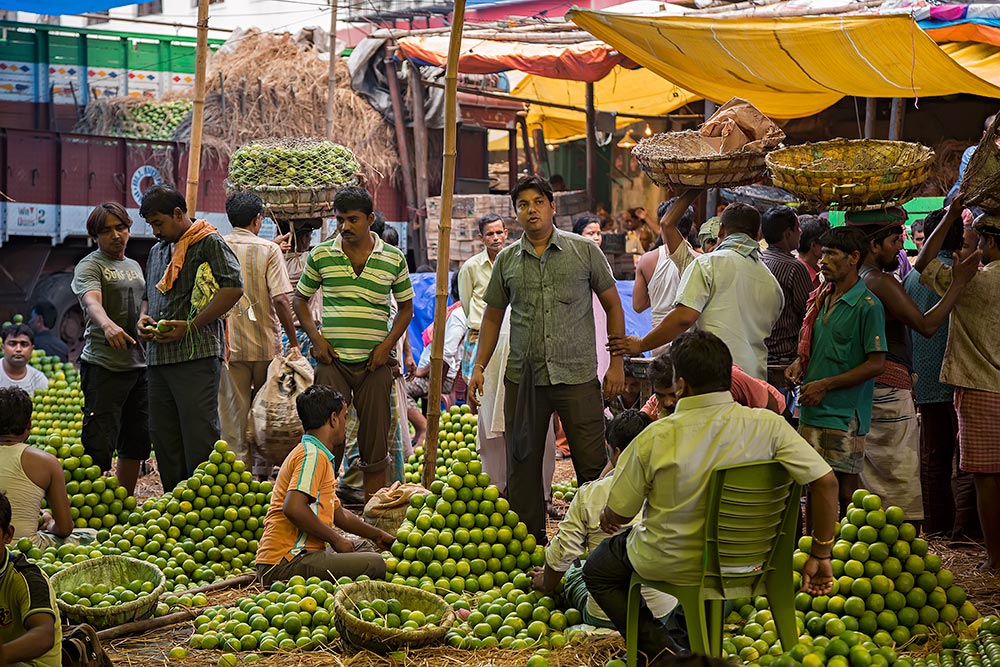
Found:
[584,331,838,665]
[468,175,626,542]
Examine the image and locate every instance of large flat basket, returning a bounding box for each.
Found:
[765,139,934,209]
[633,131,769,189]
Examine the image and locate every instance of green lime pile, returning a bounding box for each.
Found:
[792,489,978,647]
[113,100,192,141]
[348,596,439,630]
[443,578,583,651]
[403,404,480,484]
[386,461,544,595]
[21,440,269,599]
[552,480,578,503]
[228,139,361,189]
[910,616,1000,667]
[188,575,341,653]
[57,578,158,609]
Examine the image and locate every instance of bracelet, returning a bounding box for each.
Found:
[474,363,486,371]
[811,533,835,546]
[809,554,832,560]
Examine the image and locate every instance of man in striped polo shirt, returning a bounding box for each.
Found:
[294,187,414,500]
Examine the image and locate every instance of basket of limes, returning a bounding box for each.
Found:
[333,580,454,653]
[50,555,166,629]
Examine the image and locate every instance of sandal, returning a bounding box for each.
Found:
[546,502,565,520]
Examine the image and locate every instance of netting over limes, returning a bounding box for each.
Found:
[228,138,361,189]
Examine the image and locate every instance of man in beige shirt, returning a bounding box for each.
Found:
[220,193,298,467]
[457,213,508,383]
[915,194,998,571]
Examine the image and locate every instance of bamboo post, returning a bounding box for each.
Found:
[585,81,597,210]
[422,0,467,490]
[888,98,905,140]
[384,49,422,265]
[325,0,338,139]
[864,98,877,138]
[410,63,431,228]
[185,0,209,211]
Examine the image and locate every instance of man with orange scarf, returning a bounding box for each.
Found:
[137,185,243,493]
[785,226,885,515]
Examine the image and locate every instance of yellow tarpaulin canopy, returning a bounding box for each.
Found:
[512,66,701,143]
[566,11,1000,119]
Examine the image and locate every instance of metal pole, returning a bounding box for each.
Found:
[185,0,209,212]
[864,98,877,139]
[324,0,338,139]
[585,81,597,211]
[422,0,467,489]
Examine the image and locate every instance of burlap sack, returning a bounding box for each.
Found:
[363,482,428,534]
[251,350,314,466]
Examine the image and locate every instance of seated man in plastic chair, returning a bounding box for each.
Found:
[584,331,839,665]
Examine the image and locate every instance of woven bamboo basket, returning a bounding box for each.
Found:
[333,580,454,653]
[224,179,346,220]
[50,556,166,629]
[632,131,769,189]
[766,139,935,209]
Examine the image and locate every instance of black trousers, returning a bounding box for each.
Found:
[80,362,150,471]
[148,357,222,493]
[503,377,607,541]
[918,401,981,539]
[583,530,689,662]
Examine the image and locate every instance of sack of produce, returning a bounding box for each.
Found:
[960,114,1000,213]
[363,482,428,534]
[250,350,314,466]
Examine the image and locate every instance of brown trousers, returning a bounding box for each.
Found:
[315,358,393,471]
[218,359,271,467]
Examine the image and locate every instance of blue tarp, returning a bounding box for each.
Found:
[0,1,134,13]
[407,272,652,361]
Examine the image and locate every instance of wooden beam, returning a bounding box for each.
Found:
[324,0,338,139]
[185,0,209,211]
[585,81,597,211]
[384,50,422,266]
[888,98,905,140]
[864,98,877,139]
[422,0,468,489]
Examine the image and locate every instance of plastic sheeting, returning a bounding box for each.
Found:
[513,66,701,143]
[567,11,1000,119]
[407,273,652,362]
[396,36,625,82]
[0,0,131,12]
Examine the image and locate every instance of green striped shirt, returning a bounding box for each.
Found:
[297,233,414,363]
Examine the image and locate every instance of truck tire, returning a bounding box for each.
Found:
[28,272,85,363]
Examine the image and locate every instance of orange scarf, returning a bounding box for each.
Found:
[156,219,219,294]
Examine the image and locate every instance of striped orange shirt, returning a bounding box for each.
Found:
[224,228,294,361]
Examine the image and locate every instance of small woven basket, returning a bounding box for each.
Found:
[766,139,935,209]
[50,556,166,629]
[333,580,454,653]
[632,131,769,189]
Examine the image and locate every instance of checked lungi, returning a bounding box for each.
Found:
[955,387,1000,474]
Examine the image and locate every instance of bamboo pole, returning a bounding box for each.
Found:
[325,0,338,139]
[185,0,209,211]
[422,0,467,490]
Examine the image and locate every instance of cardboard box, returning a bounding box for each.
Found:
[554,215,574,232]
[554,190,589,215]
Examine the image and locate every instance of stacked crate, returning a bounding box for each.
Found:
[424,190,591,266]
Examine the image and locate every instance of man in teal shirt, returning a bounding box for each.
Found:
[786,226,886,513]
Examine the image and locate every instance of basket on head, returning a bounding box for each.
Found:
[50,555,166,629]
[632,131,769,189]
[959,113,1000,214]
[333,580,454,653]
[765,139,935,209]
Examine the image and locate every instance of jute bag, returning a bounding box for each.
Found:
[251,350,314,466]
[363,482,428,534]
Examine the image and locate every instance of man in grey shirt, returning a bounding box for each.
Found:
[72,202,149,496]
[468,175,626,541]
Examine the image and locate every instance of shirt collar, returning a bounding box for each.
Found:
[717,233,761,258]
[517,227,563,257]
[764,246,795,259]
[0,547,10,578]
[674,390,735,413]
[302,434,336,462]
[837,277,870,307]
[230,228,256,237]
[331,232,385,254]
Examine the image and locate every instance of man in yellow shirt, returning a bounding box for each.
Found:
[584,331,838,664]
[0,491,62,667]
